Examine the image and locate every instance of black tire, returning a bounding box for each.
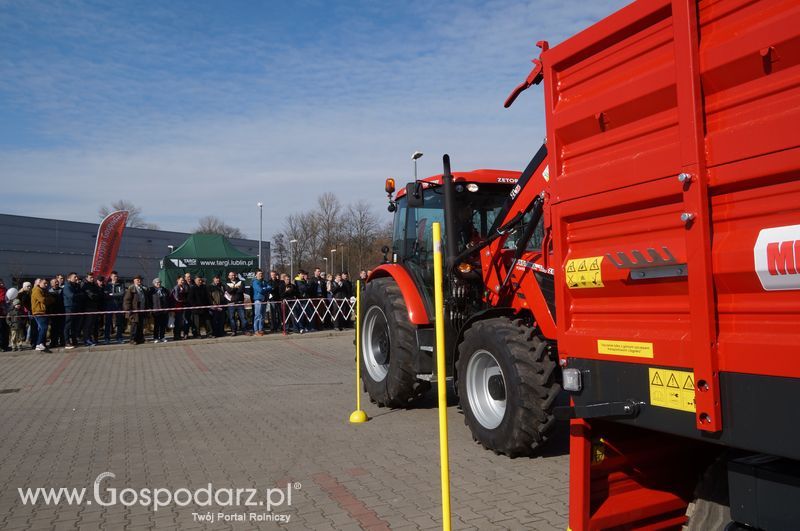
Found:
[457,317,560,457]
[684,458,733,531]
[360,278,429,408]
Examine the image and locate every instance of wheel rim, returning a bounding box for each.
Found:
[465,349,507,429]
[362,306,390,382]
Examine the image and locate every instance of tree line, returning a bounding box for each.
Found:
[271,193,391,275]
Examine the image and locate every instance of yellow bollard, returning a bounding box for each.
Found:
[349,279,368,424]
[432,222,452,531]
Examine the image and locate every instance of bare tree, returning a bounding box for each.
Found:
[279,194,391,274]
[283,213,317,272]
[271,232,289,273]
[194,216,245,239]
[315,193,342,263]
[346,200,381,271]
[99,200,159,229]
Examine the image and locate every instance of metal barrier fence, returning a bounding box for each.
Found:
[276,297,355,333]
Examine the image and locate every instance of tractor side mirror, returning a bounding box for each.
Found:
[406,182,424,207]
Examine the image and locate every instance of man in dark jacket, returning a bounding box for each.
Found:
[82,272,103,346]
[187,277,211,338]
[62,273,84,349]
[332,272,354,330]
[123,275,148,344]
[266,270,284,333]
[18,281,36,347]
[207,275,226,337]
[47,278,65,349]
[224,271,248,336]
[171,277,189,340]
[294,271,311,333]
[149,278,171,343]
[104,271,126,343]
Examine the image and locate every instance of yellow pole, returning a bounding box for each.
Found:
[432,222,452,531]
[349,279,368,424]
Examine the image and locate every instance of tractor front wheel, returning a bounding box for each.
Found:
[360,278,429,407]
[457,317,560,457]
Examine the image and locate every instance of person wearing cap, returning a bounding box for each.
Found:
[6,299,27,351]
[31,278,52,352]
[123,275,148,344]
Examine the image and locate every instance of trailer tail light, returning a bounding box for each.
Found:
[458,262,472,273]
[563,368,582,392]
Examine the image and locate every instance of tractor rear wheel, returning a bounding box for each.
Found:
[360,278,429,407]
[457,317,560,457]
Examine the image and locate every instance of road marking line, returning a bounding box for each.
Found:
[183,345,209,372]
[44,352,77,385]
[312,472,390,530]
[286,340,341,363]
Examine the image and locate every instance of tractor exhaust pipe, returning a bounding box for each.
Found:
[442,154,459,271]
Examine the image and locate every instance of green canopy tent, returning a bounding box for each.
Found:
[158,234,258,287]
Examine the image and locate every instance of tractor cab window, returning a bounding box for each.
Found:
[405,188,445,267]
[456,187,509,253]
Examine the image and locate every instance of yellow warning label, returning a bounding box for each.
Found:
[648,367,696,413]
[565,256,604,289]
[597,339,654,358]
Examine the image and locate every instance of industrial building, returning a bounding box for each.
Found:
[0,213,270,286]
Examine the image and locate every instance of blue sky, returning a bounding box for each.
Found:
[0,0,629,238]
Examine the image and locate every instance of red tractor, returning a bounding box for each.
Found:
[360,149,561,456]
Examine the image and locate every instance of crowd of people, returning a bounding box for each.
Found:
[0,268,370,352]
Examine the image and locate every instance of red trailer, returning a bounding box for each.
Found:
[515,0,800,528]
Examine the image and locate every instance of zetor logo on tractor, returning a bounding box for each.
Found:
[754,224,800,290]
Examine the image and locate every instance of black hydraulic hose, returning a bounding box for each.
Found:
[442,154,459,271]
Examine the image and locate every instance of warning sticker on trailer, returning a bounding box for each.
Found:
[565,256,604,289]
[648,367,696,413]
[597,339,654,358]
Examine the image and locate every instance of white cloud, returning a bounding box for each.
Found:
[0,0,630,238]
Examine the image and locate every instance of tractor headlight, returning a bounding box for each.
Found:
[466,183,479,192]
[562,368,582,392]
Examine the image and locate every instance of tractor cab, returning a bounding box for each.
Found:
[385,169,521,313]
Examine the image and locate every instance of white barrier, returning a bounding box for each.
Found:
[276,297,355,334]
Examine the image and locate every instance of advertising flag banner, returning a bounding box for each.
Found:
[92,210,129,277]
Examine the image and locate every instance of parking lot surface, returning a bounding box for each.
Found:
[0,333,569,530]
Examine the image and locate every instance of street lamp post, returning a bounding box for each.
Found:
[330,249,337,274]
[257,202,263,270]
[323,257,328,275]
[290,239,298,279]
[339,243,345,273]
[412,151,423,181]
